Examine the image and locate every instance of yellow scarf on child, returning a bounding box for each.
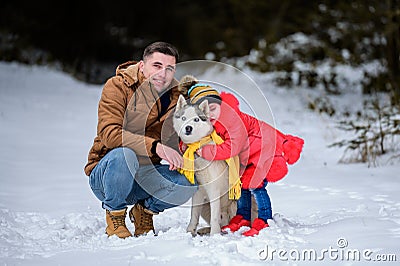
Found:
[178,130,241,200]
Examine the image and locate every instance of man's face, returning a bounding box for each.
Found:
[139,52,176,93]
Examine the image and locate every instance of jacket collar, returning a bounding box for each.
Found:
[115,61,141,88]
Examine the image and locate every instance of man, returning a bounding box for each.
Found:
[84,42,197,238]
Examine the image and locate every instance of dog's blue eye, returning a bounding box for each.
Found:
[194,118,199,122]
[182,116,186,121]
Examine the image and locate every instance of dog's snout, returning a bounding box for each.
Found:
[185,125,193,135]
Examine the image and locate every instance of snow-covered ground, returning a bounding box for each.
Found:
[0,61,399,265]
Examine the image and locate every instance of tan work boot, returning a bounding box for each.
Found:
[129,203,157,237]
[105,208,132,238]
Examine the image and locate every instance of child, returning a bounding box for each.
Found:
[179,77,304,236]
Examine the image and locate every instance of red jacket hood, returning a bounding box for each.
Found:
[220,92,240,112]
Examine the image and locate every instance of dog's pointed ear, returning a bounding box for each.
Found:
[176,94,187,111]
[198,99,210,118]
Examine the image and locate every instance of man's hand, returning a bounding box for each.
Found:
[156,143,183,170]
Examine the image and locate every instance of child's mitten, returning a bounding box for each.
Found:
[283,135,304,165]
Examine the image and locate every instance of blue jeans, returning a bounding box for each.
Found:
[237,181,272,222]
[89,147,197,213]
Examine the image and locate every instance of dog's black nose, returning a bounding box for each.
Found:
[185,125,193,135]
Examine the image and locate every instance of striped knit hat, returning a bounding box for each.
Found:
[188,84,221,104]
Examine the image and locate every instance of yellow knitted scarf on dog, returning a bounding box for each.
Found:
[178,130,241,200]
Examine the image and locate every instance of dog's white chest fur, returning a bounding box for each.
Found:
[194,155,227,188]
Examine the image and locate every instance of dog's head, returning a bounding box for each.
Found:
[173,94,214,144]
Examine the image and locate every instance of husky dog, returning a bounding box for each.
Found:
[173,95,236,236]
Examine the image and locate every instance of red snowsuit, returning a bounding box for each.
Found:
[200,92,304,189]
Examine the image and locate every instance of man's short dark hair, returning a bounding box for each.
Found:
[143,42,179,62]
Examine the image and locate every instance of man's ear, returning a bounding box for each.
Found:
[198,100,210,118]
[139,60,144,74]
[176,94,187,111]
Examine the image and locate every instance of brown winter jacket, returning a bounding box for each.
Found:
[84,61,180,176]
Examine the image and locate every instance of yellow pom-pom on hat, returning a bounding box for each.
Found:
[188,84,221,104]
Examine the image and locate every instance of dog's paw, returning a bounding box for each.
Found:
[196,226,211,236]
[186,227,197,237]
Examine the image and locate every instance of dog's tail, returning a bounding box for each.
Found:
[178,75,198,96]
